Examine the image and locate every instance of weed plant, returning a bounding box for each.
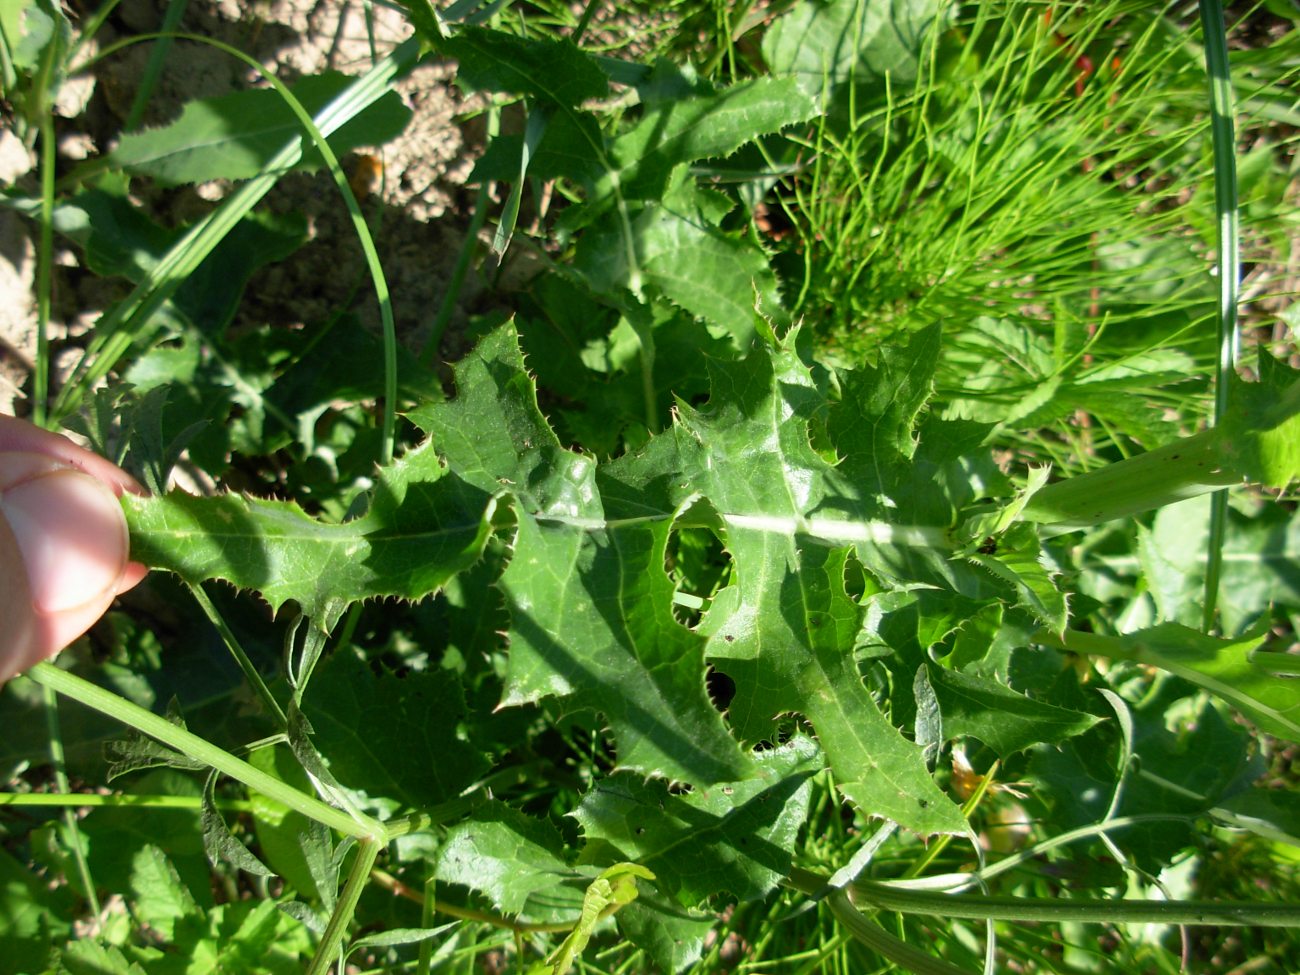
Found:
[1,1,1299,974]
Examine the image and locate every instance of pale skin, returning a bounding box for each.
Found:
[0,415,147,684]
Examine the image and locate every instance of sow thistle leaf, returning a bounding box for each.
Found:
[123,439,502,630]
[441,26,609,107]
[107,73,411,186]
[576,181,787,347]
[922,662,1101,757]
[298,651,489,810]
[410,323,755,785]
[611,75,820,201]
[573,736,820,907]
[129,321,1062,835]
[437,801,585,923]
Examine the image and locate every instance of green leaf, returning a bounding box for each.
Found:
[106,72,412,185]
[298,651,490,809]
[129,845,200,942]
[612,76,819,201]
[123,438,503,630]
[613,897,715,974]
[436,802,585,923]
[967,523,1068,635]
[411,322,755,785]
[541,864,655,975]
[1220,353,1300,487]
[58,940,150,975]
[1214,789,1300,848]
[0,845,72,972]
[441,26,609,107]
[573,737,820,906]
[763,0,943,95]
[923,662,1101,757]
[1056,624,1300,743]
[576,195,785,348]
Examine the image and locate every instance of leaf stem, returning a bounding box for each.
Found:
[23,663,383,841]
[1197,0,1240,633]
[186,581,287,727]
[307,837,381,975]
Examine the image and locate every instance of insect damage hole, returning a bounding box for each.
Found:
[665,523,733,628]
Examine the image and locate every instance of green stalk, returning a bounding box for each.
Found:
[32,113,55,428]
[52,37,420,427]
[306,838,381,975]
[187,581,287,727]
[0,793,253,812]
[1197,0,1240,632]
[122,0,189,132]
[849,877,1300,928]
[23,663,383,841]
[41,684,100,918]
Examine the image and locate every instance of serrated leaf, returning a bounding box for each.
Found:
[576,200,784,348]
[541,864,654,975]
[612,76,819,201]
[573,737,820,906]
[442,26,609,107]
[968,523,1068,635]
[923,662,1101,757]
[298,651,489,809]
[436,802,585,923]
[123,439,503,629]
[107,73,411,185]
[411,323,755,784]
[58,940,150,975]
[129,845,200,942]
[202,776,275,879]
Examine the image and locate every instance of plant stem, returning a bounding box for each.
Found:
[23,663,383,840]
[307,837,381,975]
[0,793,254,811]
[1197,0,1240,633]
[41,684,100,918]
[33,112,55,428]
[187,581,287,727]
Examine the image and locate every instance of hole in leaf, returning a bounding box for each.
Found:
[664,523,732,627]
[706,666,736,713]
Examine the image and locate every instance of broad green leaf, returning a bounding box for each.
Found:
[0,845,73,972]
[411,323,755,785]
[612,76,820,201]
[1220,352,1300,487]
[129,845,199,942]
[1057,624,1300,743]
[59,940,150,975]
[437,802,585,923]
[133,322,1042,831]
[673,335,966,834]
[107,73,411,185]
[923,662,1101,757]
[298,651,490,809]
[573,737,820,906]
[613,897,715,974]
[123,438,503,630]
[576,194,785,348]
[763,0,943,96]
[441,26,609,107]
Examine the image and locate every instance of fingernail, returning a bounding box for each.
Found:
[1,469,129,614]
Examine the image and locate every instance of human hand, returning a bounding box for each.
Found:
[0,415,147,683]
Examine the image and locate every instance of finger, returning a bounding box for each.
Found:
[0,465,134,682]
[0,414,145,497]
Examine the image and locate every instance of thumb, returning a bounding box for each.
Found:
[0,457,139,683]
